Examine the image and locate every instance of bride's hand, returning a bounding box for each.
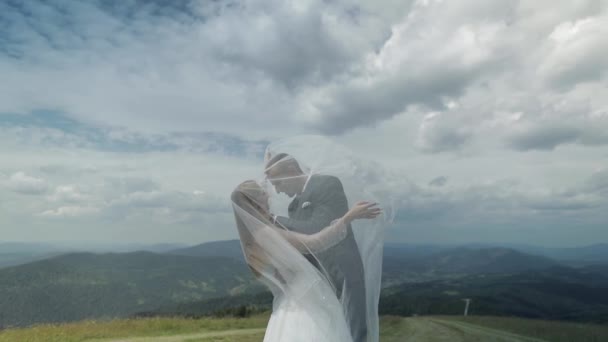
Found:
[344,201,382,224]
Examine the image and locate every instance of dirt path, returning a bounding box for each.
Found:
[381,317,546,342]
[382,317,467,342]
[84,328,265,342]
[427,318,547,342]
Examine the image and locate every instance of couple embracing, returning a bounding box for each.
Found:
[231,137,390,342]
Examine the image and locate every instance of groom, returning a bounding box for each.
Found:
[264,153,368,342]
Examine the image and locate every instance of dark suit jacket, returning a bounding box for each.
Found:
[275,174,365,291]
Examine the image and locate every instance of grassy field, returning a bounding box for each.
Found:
[2,314,608,342]
[0,315,269,342]
[441,315,608,342]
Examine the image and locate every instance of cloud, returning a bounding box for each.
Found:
[523,194,600,211]
[300,4,509,133]
[508,124,582,151]
[2,0,607,139]
[429,176,448,187]
[5,171,48,195]
[31,175,233,226]
[1,0,607,246]
[102,177,160,195]
[96,188,233,227]
[48,185,88,203]
[0,111,269,157]
[416,112,473,153]
[40,206,100,218]
[0,0,400,136]
[539,14,608,89]
[390,170,608,234]
[297,0,608,147]
[584,170,608,194]
[508,120,608,151]
[108,190,229,213]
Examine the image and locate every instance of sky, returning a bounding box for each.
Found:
[1,0,607,247]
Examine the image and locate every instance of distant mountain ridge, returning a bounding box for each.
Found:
[168,240,598,285]
[141,265,608,324]
[385,242,608,266]
[382,246,560,286]
[512,243,608,266]
[5,239,608,266]
[0,241,189,269]
[380,265,608,323]
[165,239,608,265]
[167,239,244,260]
[3,239,608,328]
[0,251,260,328]
[421,247,559,274]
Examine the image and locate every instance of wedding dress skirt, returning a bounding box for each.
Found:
[263,278,353,342]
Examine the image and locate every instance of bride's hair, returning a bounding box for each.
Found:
[231,180,271,223]
[231,180,273,278]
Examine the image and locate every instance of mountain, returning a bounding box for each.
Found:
[383,243,450,259]
[167,241,559,285]
[386,242,608,266]
[167,240,244,260]
[3,238,603,328]
[0,242,63,254]
[172,240,453,261]
[0,241,190,269]
[0,242,70,269]
[0,251,261,328]
[140,265,608,324]
[0,251,67,269]
[380,265,608,323]
[382,247,560,286]
[50,242,191,254]
[514,243,608,266]
[423,247,559,273]
[581,264,608,277]
[131,243,191,253]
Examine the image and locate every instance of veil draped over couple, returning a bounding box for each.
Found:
[231,136,393,342]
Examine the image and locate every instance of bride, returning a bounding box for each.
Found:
[231,180,382,342]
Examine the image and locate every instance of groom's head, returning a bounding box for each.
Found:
[264,153,307,197]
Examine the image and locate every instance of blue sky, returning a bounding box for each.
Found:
[1,0,607,246]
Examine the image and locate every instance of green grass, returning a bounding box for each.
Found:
[378,315,414,342]
[184,333,265,342]
[0,314,269,342]
[3,314,608,342]
[0,315,409,342]
[439,315,608,342]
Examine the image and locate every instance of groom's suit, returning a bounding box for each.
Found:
[275,174,367,342]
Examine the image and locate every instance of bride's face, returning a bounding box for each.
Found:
[258,189,270,211]
[238,181,270,212]
[246,184,270,212]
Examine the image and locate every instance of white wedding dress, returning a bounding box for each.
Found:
[262,274,352,342]
[256,218,354,342]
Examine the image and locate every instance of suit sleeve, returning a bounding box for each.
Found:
[275,176,349,234]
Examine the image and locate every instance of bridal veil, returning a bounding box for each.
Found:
[231,135,394,342]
